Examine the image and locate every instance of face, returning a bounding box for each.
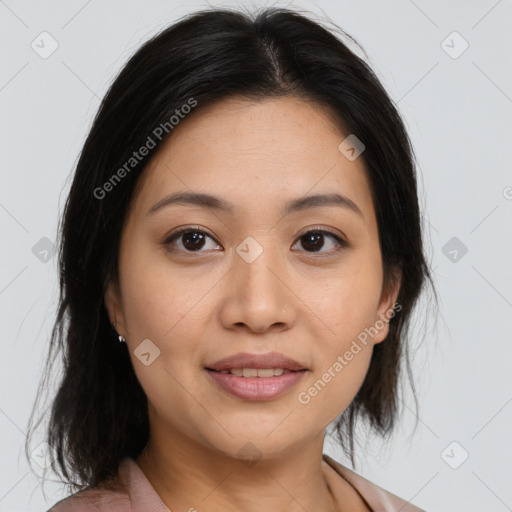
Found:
[105,95,400,461]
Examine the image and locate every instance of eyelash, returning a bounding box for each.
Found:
[162,226,348,256]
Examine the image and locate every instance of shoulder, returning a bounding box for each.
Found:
[322,453,427,512]
[47,459,134,512]
[47,485,130,512]
[47,457,170,512]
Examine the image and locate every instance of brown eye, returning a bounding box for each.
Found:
[164,228,221,253]
[293,230,347,254]
[180,230,207,251]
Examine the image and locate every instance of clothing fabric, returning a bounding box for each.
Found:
[47,453,426,511]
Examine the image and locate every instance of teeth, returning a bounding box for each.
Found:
[242,368,258,377]
[219,368,288,377]
[255,368,275,378]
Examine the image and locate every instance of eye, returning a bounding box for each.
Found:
[163,227,221,254]
[162,227,348,255]
[292,229,347,254]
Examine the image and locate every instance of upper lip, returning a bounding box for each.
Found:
[206,351,308,372]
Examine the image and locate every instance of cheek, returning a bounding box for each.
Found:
[295,343,373,432]
[119,243,216,342]
[296,255,381,420]
[118,251,206,420]
[316,258,383,341]
[118,245,220,405]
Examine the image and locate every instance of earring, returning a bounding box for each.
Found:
[112,319,126,343]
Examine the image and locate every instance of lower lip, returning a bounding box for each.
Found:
[205,369,307,401]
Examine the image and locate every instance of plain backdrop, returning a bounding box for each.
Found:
[1,1,511,511]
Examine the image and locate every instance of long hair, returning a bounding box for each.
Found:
[26,6,438,492]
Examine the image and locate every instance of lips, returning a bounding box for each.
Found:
[204,352,308,401]
[205,351,308,373]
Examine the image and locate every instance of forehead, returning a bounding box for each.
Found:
[131,95,375,223]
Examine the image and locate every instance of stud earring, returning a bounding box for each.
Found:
[112,319,126,343]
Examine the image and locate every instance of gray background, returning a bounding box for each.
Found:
[1,0,511,510]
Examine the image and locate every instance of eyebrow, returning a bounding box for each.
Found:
[146,191,364,218]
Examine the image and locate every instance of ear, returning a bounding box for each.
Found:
[104,279,126,336]
[373,268,402,345]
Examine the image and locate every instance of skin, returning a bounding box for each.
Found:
[105,95,401,512]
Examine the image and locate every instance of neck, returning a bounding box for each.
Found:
[135,426,338,512]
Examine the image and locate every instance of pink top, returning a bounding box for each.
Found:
[47,453,426,512]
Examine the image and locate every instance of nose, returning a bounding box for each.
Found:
[218,241,297,334]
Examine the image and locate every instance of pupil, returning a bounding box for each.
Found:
[183,231,205,250]
[302,231,323,252]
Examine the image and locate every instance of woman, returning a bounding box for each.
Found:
[27,7,436,512]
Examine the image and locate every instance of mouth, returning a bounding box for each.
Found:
[204,351,309,401]
[206,367,300,377]
[204,366,308,401]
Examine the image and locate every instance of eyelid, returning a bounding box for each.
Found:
[296,225,347,244]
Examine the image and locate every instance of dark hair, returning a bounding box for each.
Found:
[26,5,438,492]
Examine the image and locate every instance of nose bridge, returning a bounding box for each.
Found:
[236,234,284,300]
[228,234,294,331]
